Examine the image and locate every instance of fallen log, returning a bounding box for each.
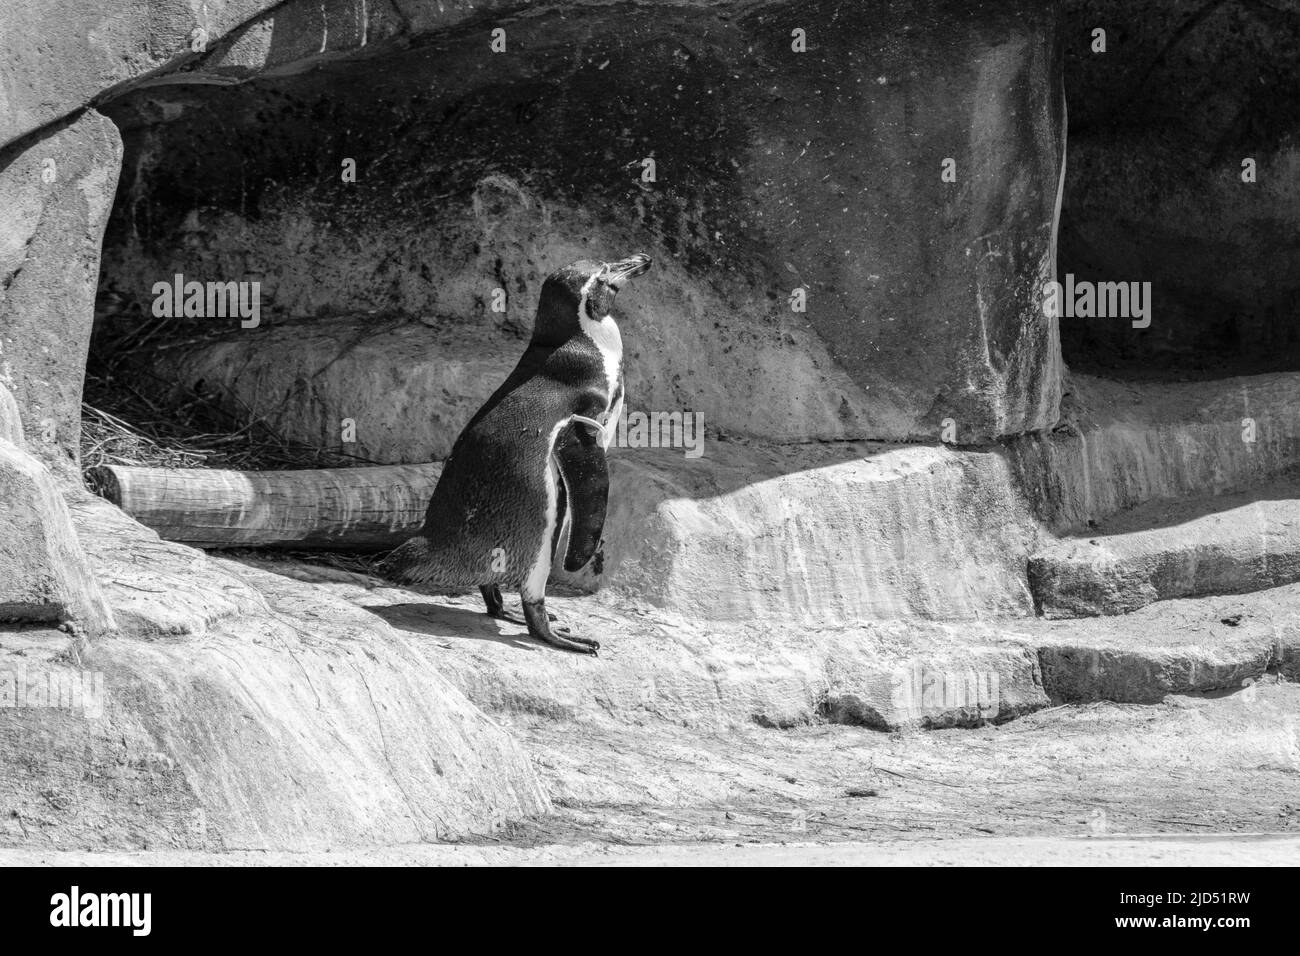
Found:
[87,462,442,550]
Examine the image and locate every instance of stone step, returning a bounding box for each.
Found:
[1017,584,1300,703]
[1028,476,1300,617]
[1011,372,1300,533]
[289,557,1300,729]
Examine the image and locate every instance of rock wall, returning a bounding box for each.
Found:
[95,0,1065,446]
[3,0,1067,636]
[0,103,121,638]
[1012,372,1300,532]
[0,110,121,478]
[0,0,283,148]
[1060,0,1300,376]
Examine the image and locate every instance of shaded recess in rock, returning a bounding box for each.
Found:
[94,0,1065,445]
[1060,0,1300,378]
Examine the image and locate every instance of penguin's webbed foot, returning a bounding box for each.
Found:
[522,599,600,656]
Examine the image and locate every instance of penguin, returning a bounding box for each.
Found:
[383,253,653,655]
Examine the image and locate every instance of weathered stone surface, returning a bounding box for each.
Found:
[3,0,680,151]
[69,495,270,638]
[288,565,1050,732]
[9,528,1298,852]
[100,0,1064,444]
[1011,372,1300,532]
[0,443,114,635]
[1017,584,1300,703]
[1029,478,1300,618]
[152,298,869,457]
[8,680,1300,859]
[0,381,23,446]
[161,318,517,464]
[0,0,287,149]
[0,498,550,850]
[280,555,1300,728]
[571,441,1040,625]
[1060,0,1300,375]
[0,109,121,478]
[817,637,1045,731]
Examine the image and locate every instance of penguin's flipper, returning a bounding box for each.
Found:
[553,421,609,573]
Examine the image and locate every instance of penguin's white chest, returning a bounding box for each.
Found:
[579,313,623,409]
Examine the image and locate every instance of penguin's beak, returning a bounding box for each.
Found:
[603,253,653,288]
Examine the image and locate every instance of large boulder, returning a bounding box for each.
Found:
[0,109,122,479]
[563,440,1041,625]
[158,316,518,464]
[0,497,549,849]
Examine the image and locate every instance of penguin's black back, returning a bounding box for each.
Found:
[384,332,611,589]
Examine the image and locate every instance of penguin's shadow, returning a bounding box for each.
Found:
[365,601,541,651]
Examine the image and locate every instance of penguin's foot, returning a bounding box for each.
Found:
[481,584,528,625]
[522,599,600,655]
[490,608,568,628]
[481,584,508,616]
[481,585,570,630]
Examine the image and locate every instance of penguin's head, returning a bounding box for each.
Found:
[532,253,653,345]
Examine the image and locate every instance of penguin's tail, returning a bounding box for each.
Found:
[379,534,437,585]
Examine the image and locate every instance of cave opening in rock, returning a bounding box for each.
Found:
[86,0,1300,487]
[86,0,1072,488]
[87,10,818,471]
[1057,0,1300,381]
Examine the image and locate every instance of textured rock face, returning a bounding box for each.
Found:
[1012,373,1300,533]
[563,441,1041,624]
[1060,0,1300,376]
[0,443,114,636]
[0,381,22,445]
[159,318,520,464]
[0,0,663,150]
[152,307,864,462]
[1029,479,1300,618]
[0,110,122,478]
[96,0,1065,445]
[0,0,284,148]
[0,497,549,851]
[392,592,1053,733]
